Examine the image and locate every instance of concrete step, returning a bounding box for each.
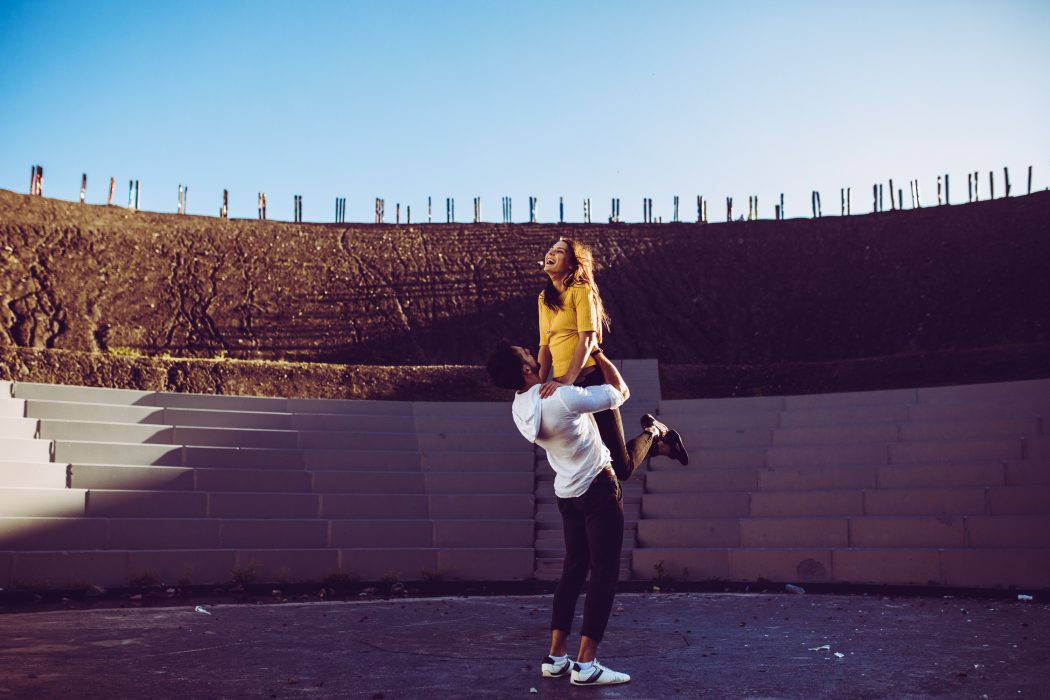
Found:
[1005,460,1050,485]
[298,431,420,450]
[413,415,522,435]
[0,487,87,518]
[900,416,1041,441]
[165,406,294,430]
[13,382,155,405]
[641,493,751,519]
[907,398,1050,422]
[783,388,918,409]
[0,461,67,488]
[0,398,25,418]
[0,437,53,462]
[659,396,785,415]
[68,464,195,491]
[647,447,766,471]
[306,449,421,472]
[420,451,534,473]
[287,397,413,416]
[767,443,889,468]
[54,441,182,466]
[25,399,164,425]
[655,411,780,431]
[916,378,1050,404]
[645,468,759,494]
[889,437,1023,464]
[679,428,773,449]
[312,471,427,494]
[779,404,909,429]
[772,423,899,447]
[86,488,208,518]
[0,417,38,439]
[39,420,174,444]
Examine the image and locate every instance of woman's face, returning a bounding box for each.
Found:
[543,240,573,277]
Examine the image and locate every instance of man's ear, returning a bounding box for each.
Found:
[521,363,533,379]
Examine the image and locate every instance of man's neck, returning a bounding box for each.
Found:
[517,377,542,394]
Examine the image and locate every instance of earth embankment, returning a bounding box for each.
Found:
[2,189,1048,396]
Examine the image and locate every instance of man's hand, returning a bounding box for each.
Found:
[539,380,565,399]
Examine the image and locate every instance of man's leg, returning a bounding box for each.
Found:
[550,496,589,645]
[576,468,625,657]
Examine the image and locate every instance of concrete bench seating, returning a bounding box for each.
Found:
[3,372,1049,590]
[633,376,1050,589]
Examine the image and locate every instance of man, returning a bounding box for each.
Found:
[487,341,688,687]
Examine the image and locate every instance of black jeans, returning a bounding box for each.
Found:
[576,368,653,481]
[551,467,624,643]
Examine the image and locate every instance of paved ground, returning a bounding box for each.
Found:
[1,591,1047,699]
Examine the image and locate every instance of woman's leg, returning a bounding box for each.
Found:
[577,370,653,481]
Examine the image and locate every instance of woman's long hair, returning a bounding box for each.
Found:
[541,237,611,341]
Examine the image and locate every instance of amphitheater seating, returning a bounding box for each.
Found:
[634,378,1050,589]
[0,380,536,587]
[2,372,1048,591]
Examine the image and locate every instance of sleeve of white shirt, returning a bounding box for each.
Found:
[557,384,625,416]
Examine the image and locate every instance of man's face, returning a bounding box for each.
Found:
[514,346,539,377]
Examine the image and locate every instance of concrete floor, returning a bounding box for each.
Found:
[1,591,1047,699]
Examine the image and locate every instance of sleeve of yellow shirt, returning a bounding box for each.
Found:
[572,284,598,333]
[538,292,550,347]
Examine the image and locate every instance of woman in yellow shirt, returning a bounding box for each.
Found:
[537,237,687,479]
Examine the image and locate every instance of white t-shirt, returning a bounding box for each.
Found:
[511,383,625,498]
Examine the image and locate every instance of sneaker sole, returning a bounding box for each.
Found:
[571,677,630,686]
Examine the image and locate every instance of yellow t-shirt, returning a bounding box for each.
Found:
[538,283,599,379]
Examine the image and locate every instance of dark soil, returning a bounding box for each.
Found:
[2,189,1049,398]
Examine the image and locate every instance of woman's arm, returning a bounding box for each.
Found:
[537,345,552,384]
[556,330,597,386]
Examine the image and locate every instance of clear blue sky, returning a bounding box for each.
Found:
[1,0,1047,222]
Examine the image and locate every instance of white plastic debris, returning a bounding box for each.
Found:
[1017,594,1034,602]
[808,645,831,651]
[194,605,212,615]
[834,652,845,659]
[530,688,538,694]
[785,584,806,594]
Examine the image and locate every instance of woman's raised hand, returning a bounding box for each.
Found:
[539,380,564,399]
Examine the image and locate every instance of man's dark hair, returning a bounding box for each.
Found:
[486,340,526,390]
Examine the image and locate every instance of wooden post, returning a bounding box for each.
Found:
[559,196,564,223]
[221,189,228,219]
[811,191,817,218]
[847,187,852,214]
[702,197,707,223]
[780,193,784,219]
[989,170,995,199]
[80,173,87,203]
[1004,167,1011,197]
[107,177,115,205]
[128,180,134,208]
[674,195,680,222]
[775,204,781,220]
[968,173,973,202]
[726,196,733,222]
[873,184,878,212]
[1028,165,1033,195]
[914,181,921,208]
[428,196,432,223]
[397,202,401,224]
[944,174,950,205]
[841,188,845,215]
[973,171,979,201]
[889,179,896,210]
[937,176,942,206]
[407,205,411,224]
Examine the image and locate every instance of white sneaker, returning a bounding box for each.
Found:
[570,659,631,686]
[541,656,572,678]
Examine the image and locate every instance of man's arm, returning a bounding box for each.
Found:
[592,350,629,402]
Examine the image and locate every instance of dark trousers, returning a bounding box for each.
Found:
[577,368,653,481]
[551,467,624,643]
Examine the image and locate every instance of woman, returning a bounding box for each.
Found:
[537,237,687,480]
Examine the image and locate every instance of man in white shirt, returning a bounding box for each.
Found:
[487,341,685,687]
